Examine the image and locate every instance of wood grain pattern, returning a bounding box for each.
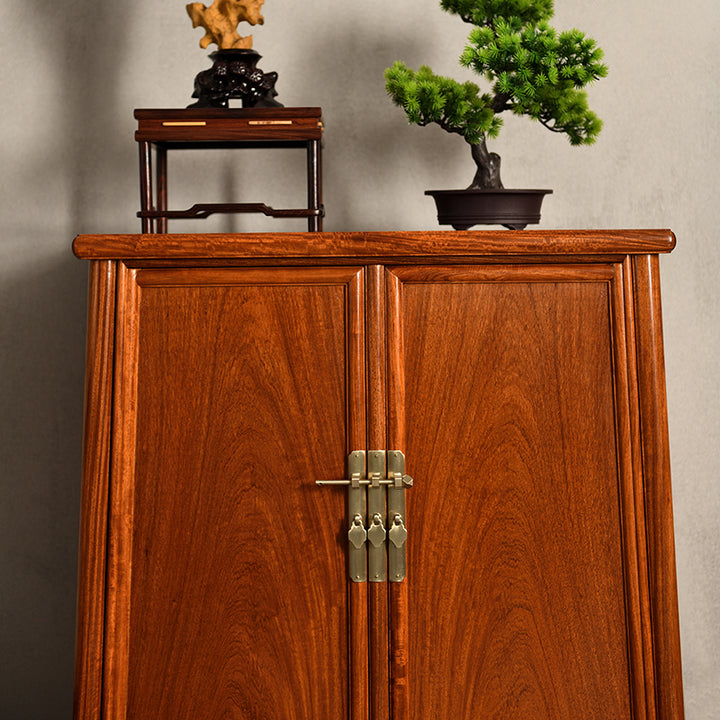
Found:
[102,262,142,719]
[73,261,116,720]
[134,108,323,143]
[610,259,656,719]
[347,268,369,720]
[73,230,676,261]
[366,265,387,449]
[105,266,362,719]
[391,265,632,720]
[365,266,390,720]
[632,255,685,720]
[386,269,410,720]
[73,232,683,720]
[349,581,369,720]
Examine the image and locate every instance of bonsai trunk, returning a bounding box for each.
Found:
[468,137,503,190]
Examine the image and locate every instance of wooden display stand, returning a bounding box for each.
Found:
[72,230,684,720]
[134,108,324,232]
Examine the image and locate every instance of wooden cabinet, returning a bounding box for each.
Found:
[73,230,684,720]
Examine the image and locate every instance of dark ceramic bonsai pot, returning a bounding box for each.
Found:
[426,188,552,230]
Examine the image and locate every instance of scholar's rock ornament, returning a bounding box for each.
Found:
[187,0,265,50]
[185,0,281,108]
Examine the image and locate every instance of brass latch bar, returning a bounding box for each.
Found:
[346,451,367,583]
[367,451,387,582]
[387,451,408,582]
[316,451,412,583]
[315,476,413,487]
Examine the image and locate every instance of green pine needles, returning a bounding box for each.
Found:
[384,0,607,188]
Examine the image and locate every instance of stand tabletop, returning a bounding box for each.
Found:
[134,107,323,143]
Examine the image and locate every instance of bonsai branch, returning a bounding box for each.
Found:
[538,117,567,133]
[491,92,513,113]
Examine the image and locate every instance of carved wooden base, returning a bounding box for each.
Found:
[188,49,282,109]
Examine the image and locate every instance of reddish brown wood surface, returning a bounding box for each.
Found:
[73,262,116,720]
[103,265,363,719]
[386,270,410,720]
[349,581,369,720]
[134,108,323,142]
[73,230,676,261]
[346,268,369,720]
[365,266,390,720]
[632,255,685,720]
[610,259,656,719]
[102,262,141,718]
[391,264,633,719]
[73,232,683,720]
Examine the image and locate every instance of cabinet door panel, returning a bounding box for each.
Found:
[105,266,365,720]
[388,265,635,720]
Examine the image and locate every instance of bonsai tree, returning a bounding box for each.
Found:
[384,0,608,189]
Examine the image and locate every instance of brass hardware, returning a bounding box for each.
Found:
[348,513,367,549]
[389,515,407,548]
[161,121,207,127]
[315,476,413,487]
[247,120,293,126]
[346,451,367,583]
[367,514,386,546]
[367,451,387,582]
[316,450,411,583]
[387,451,409,582]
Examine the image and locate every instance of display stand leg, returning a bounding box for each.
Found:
[139,142,153,233]
[308,139,322,232]
[156,145,168,234]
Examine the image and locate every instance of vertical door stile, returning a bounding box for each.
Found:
[365,266,390,720]
[348,267,369,720]
[103,262,141,720]
[123,265,364,720]
[621,256,659,719]
[385,268,408,720]
[631,255,685,720]
[74,261,117,720]
[610,260,655,720]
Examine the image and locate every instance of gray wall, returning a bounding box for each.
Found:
[1,0,718,717]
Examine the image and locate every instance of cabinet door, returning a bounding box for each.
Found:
[102,265,367,720]
[386,263,653,720]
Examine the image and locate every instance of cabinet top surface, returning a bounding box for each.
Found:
[72,230,675,261]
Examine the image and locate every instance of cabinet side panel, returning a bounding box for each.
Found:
[392,265,632,720]
[633,256,685,720]
[74,261,117,720]
[107,267,360,720]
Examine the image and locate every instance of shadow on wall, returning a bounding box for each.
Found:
[37,0,138,232]
[0,1,134,718]
[0,254,88,720]
[294,22,468,230]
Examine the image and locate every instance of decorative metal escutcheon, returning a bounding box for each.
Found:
[348,513,367,550]
[367,451,387,582]
[389,514,407,548]
[367,513,387,547]
[387,451,408,582]
[346,451,367,582]
[316,450,411,583]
